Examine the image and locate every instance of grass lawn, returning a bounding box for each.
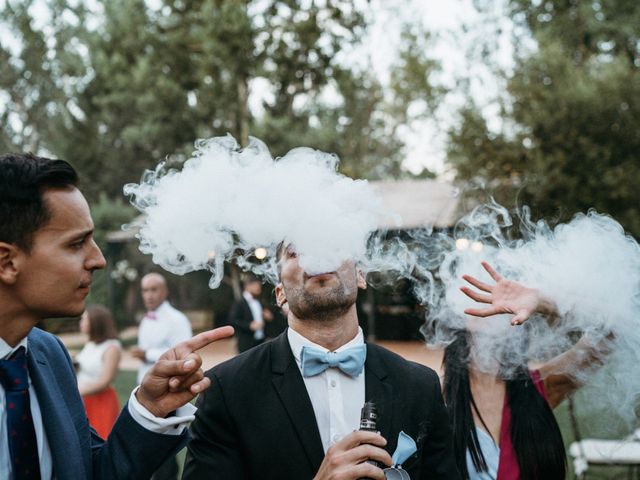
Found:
[113,370,635,479]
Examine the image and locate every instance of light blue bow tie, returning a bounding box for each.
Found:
[300,344,367,378]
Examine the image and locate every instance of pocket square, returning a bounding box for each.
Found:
[391,431,417,467]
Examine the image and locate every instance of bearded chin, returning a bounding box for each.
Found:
[288,286,357,322]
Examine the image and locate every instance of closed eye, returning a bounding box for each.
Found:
[70,239,86,249]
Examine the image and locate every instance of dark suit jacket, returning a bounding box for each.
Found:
[227,297,262,353]
[27,327,189,480]
[183,330,459,479]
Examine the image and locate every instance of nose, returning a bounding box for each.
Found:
[86,240,107,271]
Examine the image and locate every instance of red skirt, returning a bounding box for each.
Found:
[83,386,120,439]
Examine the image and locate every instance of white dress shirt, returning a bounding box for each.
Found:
[243,291,265,341]
[0,335,196,479]
[137,301,193,383]
[287,327,365,453]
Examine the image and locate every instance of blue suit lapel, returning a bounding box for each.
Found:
[28,333,88,480]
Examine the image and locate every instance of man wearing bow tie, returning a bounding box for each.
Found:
[132,273,193,385]
[131,272,193,480]
[183,244,459,479]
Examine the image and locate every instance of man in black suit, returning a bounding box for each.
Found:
[183,244,459,479]
[227,274,272,353]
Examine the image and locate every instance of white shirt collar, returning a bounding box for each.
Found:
[287,326,364,366]
[151,300,170,315]
[242,291,259,303]
[0,336,29,360]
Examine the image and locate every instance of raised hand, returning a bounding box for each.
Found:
[460,261,549,326]
[135,326,234,418]
[313,431,392,480]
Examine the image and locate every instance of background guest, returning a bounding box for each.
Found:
[131,272,193,480]
[228,274,273,353]
[76,304,122,439]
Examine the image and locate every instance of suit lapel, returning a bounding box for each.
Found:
[364,344,396,454]
[270,332,325,472]
[27,333,87,480]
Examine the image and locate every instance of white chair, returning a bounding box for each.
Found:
[569,430,640,479]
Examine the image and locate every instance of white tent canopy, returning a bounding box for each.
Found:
[371,179,461,230]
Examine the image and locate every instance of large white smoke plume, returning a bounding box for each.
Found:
[423,202,640,427]
[126,136,640,426]
[124,135,398,288]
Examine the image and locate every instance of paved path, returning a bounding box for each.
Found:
[62,330,444,373]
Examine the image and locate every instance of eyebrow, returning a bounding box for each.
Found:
[66,229,94,242]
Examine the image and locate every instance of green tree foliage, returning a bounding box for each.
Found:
[449,0,640,236]
[1,0,442,200]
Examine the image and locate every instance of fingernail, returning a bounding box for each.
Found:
[184,359,195,369]
[192,384,201,392]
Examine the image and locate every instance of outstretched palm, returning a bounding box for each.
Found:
[460,261,540,326]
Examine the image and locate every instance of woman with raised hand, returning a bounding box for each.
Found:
[442,261,611,480]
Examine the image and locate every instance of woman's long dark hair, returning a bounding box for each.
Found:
[443,331,566,480]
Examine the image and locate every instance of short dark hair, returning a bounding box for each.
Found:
[242,273,261,287]
[275,241,289,278]
[0,153,78,250]
[86,305,118,343]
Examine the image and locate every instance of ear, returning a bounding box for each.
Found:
[356,268,367,290]
[0,242,21,285]
[275,282,287,308]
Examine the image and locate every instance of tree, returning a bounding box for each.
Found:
[1,0,443,198]
[449,0,640,236]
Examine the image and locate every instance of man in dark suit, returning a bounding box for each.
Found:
[228,274,272,353]
[0,153,233,479]
[184,244,459,479]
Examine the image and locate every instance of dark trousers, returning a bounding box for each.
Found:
[151,455,178,480]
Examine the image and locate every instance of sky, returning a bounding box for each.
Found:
[369,0,516,176]
[249,0,518,177]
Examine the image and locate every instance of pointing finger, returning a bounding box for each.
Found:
[175,326,234,356]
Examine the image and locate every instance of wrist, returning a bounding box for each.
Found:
[135,388,166,418]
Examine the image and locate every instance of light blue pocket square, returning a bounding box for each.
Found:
[391,431,417,467]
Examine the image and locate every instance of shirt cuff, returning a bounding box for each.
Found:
[127,386,197,435]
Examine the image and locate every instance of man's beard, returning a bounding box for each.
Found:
[286,281,357,322]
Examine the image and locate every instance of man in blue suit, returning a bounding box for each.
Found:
[0,153,233,479]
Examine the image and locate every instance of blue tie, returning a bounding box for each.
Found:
[0,347,41,480]
[300,344,367,378]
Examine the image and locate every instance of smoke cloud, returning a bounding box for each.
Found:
[124,135,396,288]
[125,136,640,426]
[420,202,640,426]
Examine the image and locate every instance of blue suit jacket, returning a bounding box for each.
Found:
[27,327,189,479]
